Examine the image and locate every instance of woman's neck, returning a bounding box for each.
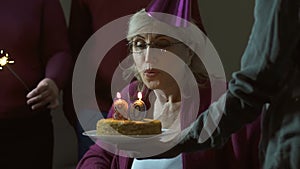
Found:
[155,85,181,103]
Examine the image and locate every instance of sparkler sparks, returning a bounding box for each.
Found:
[0,49,14,70]
[0,49,29,91]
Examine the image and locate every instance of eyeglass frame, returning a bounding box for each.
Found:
[127,39,183,54]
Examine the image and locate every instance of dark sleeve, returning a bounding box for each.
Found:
[41,0,72,89]
[167,0,300,155]
[233,0,300,99]
[76,143,114,169]
[179,91,262,152]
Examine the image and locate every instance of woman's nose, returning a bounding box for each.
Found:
[144,47,158,63]
[145,46,151,63]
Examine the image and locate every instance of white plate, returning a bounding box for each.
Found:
[83,129,176,144]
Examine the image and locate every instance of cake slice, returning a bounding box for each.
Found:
[96,118,162,135]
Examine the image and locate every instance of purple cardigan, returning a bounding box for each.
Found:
[0,0,71,118]
[77,82,261,169]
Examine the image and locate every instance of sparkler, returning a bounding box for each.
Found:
[0,49,30,91]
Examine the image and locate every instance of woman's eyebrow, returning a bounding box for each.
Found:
[133,34,171,41]
[133,35,145,39]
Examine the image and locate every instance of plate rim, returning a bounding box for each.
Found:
[83,128,170,138]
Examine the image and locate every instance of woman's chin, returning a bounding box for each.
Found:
[144,80,160,90]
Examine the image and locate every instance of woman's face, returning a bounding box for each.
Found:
[130,33,191,92]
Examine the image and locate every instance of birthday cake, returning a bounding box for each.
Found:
[96,118,162,135]
[96,92,161,135]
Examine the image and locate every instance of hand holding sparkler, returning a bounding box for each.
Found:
[0,49,59,110]
[27,78,59,110]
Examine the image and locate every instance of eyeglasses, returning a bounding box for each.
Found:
[128,39,182,54]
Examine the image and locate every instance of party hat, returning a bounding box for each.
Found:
[146,0,206,34]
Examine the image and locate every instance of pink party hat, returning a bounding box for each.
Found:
[146,0,206,34]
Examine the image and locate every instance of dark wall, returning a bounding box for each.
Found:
[199,0,255,78]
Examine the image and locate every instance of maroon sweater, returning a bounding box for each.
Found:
[0,0,71,118]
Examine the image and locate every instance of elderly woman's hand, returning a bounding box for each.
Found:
[26,78,59,110]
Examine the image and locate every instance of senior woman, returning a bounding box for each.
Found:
[76,9,261,169]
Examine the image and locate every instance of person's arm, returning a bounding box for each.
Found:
[41,0,72,89]
[181,90,263,151]
[27,0,72,110]
[150,90,263,159]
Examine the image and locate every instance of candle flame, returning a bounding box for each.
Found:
[116,92,121,99]
[138,92,142,100]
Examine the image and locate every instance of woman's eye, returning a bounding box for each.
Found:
[134,40,147,49]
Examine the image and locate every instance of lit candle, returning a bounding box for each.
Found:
[129,92,146,121]
[113,92,129,120]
